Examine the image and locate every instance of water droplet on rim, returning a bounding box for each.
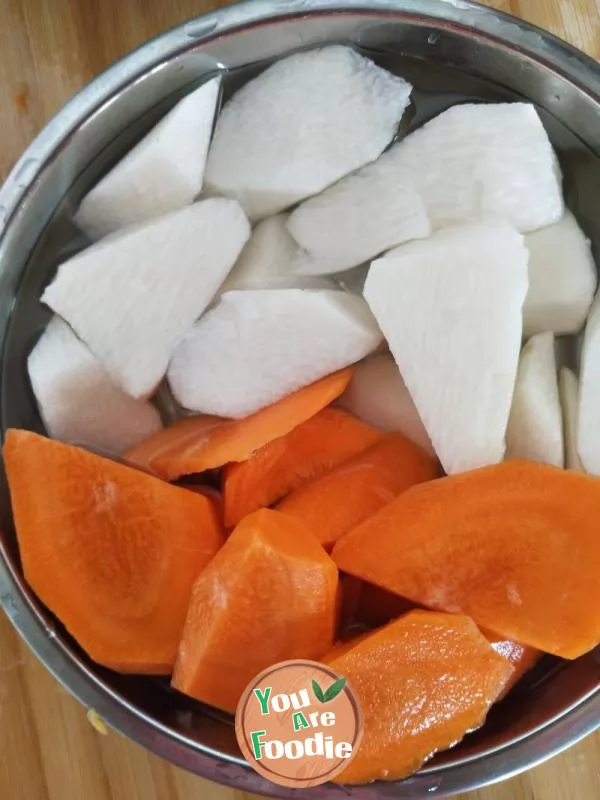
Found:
[12,156,40,188]
[185,17,219,39]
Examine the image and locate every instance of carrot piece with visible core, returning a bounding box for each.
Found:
[172,508,338,713]
[278,432,439,549]
[324,610,513,784]
[483,630,541,699]
[125,368,355,479]
[333,460,600,659]
[223,407,383,527]
[3,429,224,674]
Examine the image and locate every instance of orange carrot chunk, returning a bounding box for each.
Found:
[125,368,355,480]
[333,460,600,659]
[324,610,513,784]
[223,407,383,528]
[172,509,338,713]
[3,429,224,674]
[483,629,541,699]
[278,432,439,549]
[125,414,225,477]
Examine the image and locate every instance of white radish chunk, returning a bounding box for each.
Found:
[364,219,528,474]
[204,46,412,220]
[337,353,435,456]
[42,198,250,399]
[505,333,563,467]
[221,215,333,292]
[523,211,597,336]
[287,150,430,274]
[577,293,600,475]
[559,367,584,471]
[167,289,383,417]
[75,77,221,239]
[393,102,563,232]
[28,317,162,454]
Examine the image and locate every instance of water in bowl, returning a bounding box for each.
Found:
[1,47,599,772]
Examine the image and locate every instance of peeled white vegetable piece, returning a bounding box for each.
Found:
[221,215,333,292]
[577,293,600,475]
[364,219,529,475]
[523,210,597,336]
[204,46,412,220]
[505,333,563,467]
[337,353,435,456]
[75,77,221,239]
[28,317,162,454]
[559,367,584,471]
[393,102,563,233]
[43,198,250,399]
[167,289,383,417]
[288,150,430,274]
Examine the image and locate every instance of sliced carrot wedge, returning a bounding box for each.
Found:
[125,415,225,477]
[223,407,383,528]
[324,610,513,784]
[172,509,338,713]
[483,629,541,699]
[278,432,439,549]
[333,460,600,659]
[125,368,355,479]
[3,429,224,674]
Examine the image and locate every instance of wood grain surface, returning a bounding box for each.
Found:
[1,1,599,798]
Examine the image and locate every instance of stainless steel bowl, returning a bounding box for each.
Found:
[2,1,600,796]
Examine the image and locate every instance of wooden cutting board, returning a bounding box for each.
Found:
[1,1,599,798]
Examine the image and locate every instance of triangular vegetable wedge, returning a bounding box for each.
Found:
[364,219,528,474]
[4,429,224,673]
[333,460,600,658]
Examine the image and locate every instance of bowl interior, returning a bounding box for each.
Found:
[1,4,600,794]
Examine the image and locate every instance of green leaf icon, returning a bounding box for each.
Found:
[323,677,347,702]
[312,676,347,703]
[312,679,325,703]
